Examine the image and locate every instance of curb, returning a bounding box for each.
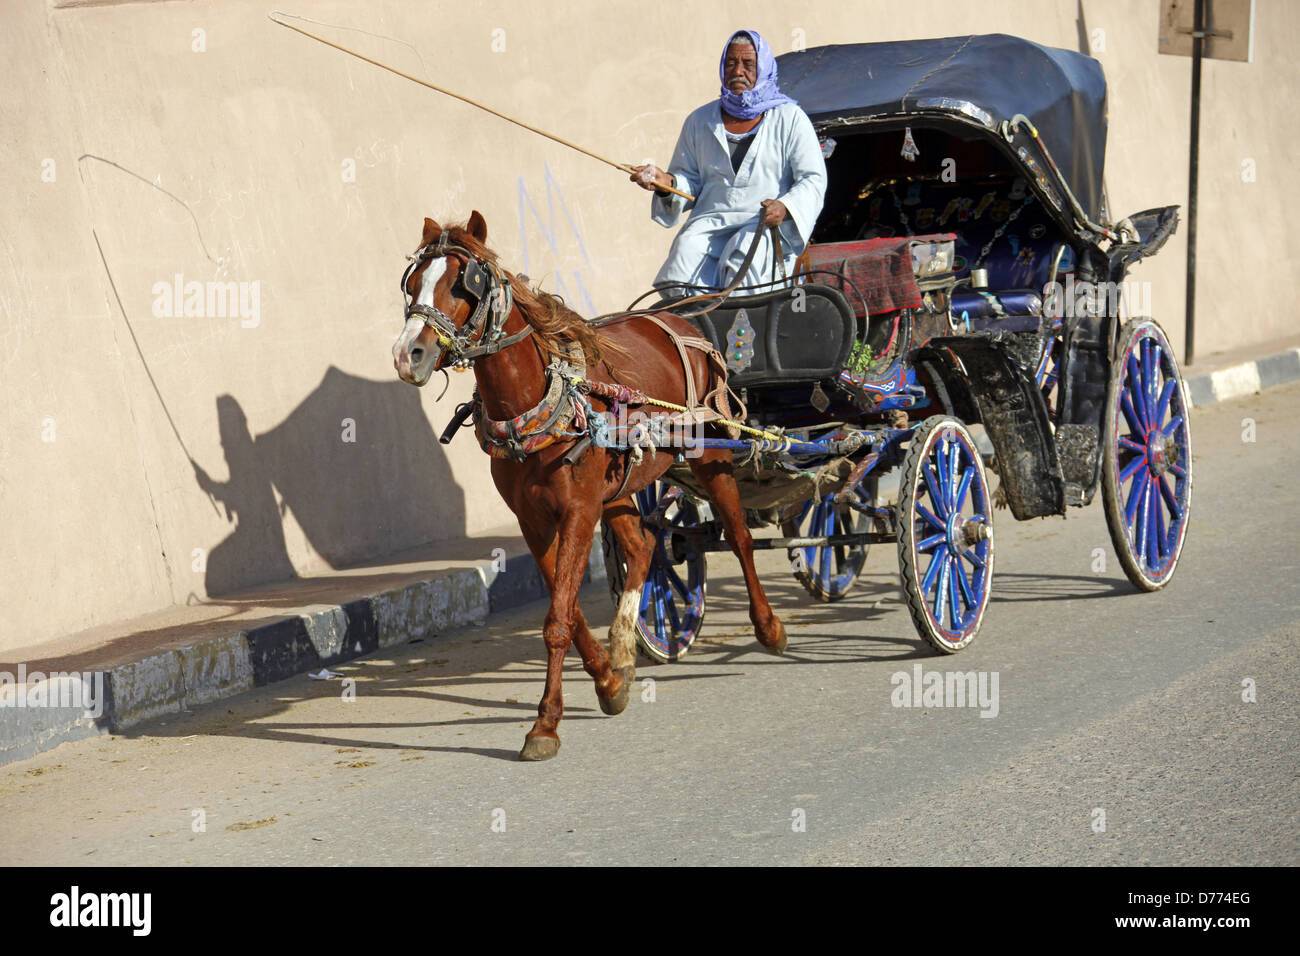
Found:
[1185,347,1300,408]
[0,534,606,766]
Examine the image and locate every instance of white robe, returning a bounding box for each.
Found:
[651,100,827,294]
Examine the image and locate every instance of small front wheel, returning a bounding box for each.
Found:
[783,488,870,602]
[603,481,707,663]
[897,416,995,653]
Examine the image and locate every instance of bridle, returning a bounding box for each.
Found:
[401,232,533,366]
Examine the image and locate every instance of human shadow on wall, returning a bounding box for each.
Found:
[191,366,465,597]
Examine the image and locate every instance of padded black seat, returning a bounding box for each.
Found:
[677,284,856,391]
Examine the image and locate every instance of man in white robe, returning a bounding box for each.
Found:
[631,30,827,294]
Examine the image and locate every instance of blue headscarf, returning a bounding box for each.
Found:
[718,30,794,120]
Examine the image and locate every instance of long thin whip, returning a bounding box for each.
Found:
[92,230,221,517]
[267,12,695,201]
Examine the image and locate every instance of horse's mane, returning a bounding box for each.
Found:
[443,224,620,367]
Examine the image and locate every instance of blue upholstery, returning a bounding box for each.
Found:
[956,237,1074,290]
[950,288,1043,319]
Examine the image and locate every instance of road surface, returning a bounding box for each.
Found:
[2,384,1297,866]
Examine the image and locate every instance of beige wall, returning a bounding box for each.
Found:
[2,0,1296,652]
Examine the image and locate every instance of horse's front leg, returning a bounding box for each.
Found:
[520,514,630,723]
[687,449,787,654]
[518,504,603,761]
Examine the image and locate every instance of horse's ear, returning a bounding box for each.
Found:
[421,217,440,246]
[467,210,488,243]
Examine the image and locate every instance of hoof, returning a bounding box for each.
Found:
[762,619,788,656]
[598,666,636,716]
[519,735,560,761]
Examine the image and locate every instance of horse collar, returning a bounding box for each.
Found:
[473,342,588,461]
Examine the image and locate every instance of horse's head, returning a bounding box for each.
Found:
[392,211,515,386]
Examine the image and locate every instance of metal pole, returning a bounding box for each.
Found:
[1185,0,1205,367]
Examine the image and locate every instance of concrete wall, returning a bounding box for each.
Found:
[2,0,1296,652]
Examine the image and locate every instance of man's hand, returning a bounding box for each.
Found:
[759,198,788,227]
[631,163,670,192]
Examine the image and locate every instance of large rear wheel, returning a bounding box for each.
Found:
[1101,319,1192,591]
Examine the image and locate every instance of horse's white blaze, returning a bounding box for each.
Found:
[415,257,446,311]
[608,585,642,670]
[392,257,449,371]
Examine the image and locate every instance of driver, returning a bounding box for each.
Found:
[631,29,827,295]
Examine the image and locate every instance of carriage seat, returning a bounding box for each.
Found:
[950,288,1043,320]
[949,238,1073,322]
[803,234,955,317]
[679,283,856,391]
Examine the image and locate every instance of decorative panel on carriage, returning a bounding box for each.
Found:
[684,284,855,389]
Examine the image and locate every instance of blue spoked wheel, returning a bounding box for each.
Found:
[897,417,995,653]
[1035,316,1065,413]
[783,488,870,602]
[1102,319,1193,591]
[602,481,707,663]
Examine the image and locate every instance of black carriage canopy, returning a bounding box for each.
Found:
[777,34,1109,230]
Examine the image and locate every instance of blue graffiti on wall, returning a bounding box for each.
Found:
[516,163,597,316]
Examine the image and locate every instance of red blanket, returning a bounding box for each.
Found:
[804,234,955,316]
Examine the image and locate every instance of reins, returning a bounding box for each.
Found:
[590,222,780,328]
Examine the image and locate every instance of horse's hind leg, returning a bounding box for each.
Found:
[601,496,653,681]
[572,605,630,716]
[687,449,787,654]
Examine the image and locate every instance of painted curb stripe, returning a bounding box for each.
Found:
[2,534,603,765]
[1184,348,1300,409]
[1209,362,1263,402]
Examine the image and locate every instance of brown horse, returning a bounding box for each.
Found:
[392,212,785,760]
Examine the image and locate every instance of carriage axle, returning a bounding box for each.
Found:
[692,530,892,553]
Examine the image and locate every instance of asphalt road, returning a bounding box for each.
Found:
[2,384,1297,866]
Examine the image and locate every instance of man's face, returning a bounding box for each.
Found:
[724,42,758,93]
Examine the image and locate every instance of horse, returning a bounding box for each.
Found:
[392,212,786,761]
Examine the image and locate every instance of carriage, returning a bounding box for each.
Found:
[601,34,1192,661]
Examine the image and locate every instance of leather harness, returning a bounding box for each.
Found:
[407,235,739,471]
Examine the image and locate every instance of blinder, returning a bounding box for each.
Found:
[460,259,488,300]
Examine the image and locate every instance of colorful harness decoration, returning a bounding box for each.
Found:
[417,236,783,464]
[469,336,770,465]
[472,346,589,461]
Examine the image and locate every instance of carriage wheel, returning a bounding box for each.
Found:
[1101,319,1193,591]
[897,416,995,653]
[602,481,707,663]
[1035,317,1065,415]
[782,488,869,602]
